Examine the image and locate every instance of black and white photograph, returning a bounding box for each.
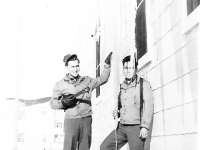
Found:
[0,0,199,150]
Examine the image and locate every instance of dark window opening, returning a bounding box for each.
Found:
[96,36,100,97]
[135,0,147,60]
[137,0,143,6]
[187,0,200,15]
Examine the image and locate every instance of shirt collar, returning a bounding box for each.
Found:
[124,74,140,86]
[64,73,81,84]
[125,74,136,84]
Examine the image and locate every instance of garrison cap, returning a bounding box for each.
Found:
[122,53,138,69]
[63,54,77,66]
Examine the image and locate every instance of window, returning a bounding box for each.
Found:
[187,0,200,15]
[137,0,143,4]
[181,0,199,34]
[54,134,64,144]
[54,120,62,128]
[135,0,147,60]
[96,36,100,97]
[18,111,25,120]
[18,133,24,142]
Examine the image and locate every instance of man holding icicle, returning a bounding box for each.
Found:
[100,53,154,150]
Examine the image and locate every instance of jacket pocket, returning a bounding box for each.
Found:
[134,95,140,109]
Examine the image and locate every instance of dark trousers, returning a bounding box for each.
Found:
[63,116,92,150]
[100,123,144,150]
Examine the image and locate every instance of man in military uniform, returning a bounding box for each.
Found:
[100,55,154,150]
[50,52,112,150]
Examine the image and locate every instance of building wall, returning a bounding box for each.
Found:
[91,0,199,150]
[144,1,198,150]
[0,99,58,150]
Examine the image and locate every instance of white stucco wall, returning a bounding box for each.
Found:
[91,0,199,150]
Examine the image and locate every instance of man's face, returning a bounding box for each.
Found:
[66,60,80,77]
[123,61,136,79]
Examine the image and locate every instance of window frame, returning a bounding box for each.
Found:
[135,0,147,60]
[135,0,152,71]
[187,0,200,15]
[182,0,200,35]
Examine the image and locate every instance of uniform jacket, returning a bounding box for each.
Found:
[119,75,154,129]
[50,64,111,119]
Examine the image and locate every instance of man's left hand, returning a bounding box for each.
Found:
[139,127,148,139]
[105,52,113,65]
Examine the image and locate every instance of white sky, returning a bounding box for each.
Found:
[0,0,96,100]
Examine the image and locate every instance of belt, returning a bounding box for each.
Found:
[120,123,140,126]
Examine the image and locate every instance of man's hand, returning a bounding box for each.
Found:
[112,109,118,119]
[105,52,113,65]
[139,127,148,139]
[58,94,77,109]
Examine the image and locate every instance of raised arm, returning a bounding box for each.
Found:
[90,52,112,90]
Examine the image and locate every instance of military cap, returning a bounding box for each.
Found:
[122,53,138,69]
[63,54,78,66]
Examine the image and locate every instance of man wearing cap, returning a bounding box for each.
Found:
[50,52,112,150]
[100,55,154,150]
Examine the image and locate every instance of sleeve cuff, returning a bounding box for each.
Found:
[104,63,111,68]
[141,121,150,129]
